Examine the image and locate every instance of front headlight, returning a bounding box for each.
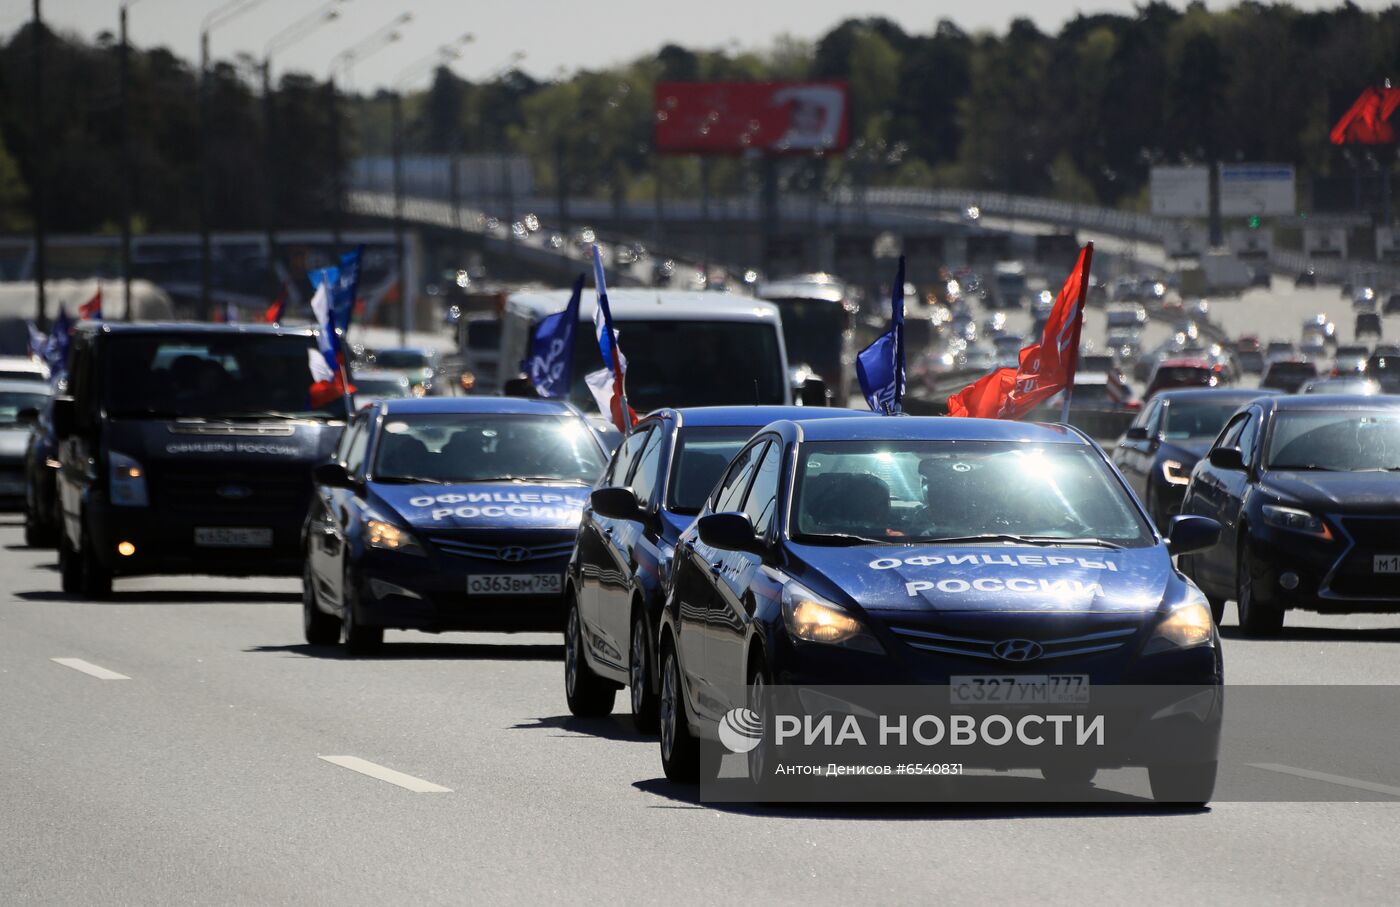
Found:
[364,515,424,556]
[1161,459,1192,486]
[1143,597,1215,654]
[108,450,149,507]
[1261,504,1332,539]
[781,582,882,654]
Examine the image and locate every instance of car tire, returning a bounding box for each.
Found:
[1148,761,1217,805]
[629,610,659,733]
[341,566,383,656]
[746,653,771,784]
[659,642,701,784]
[303,561,339,646]
[24,512,54,548]
[63,519,111,599]
[564,597,616,717]
[58,531,82,595]
[1236,545,1284,637]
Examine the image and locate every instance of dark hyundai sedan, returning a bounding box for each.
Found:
[1181,395,1400,635]
[565,406,863,729]
[657,416,1224,802]
[1113,388,1279,531]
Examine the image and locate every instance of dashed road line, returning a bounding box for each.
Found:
[318,755,452,793]
[50,657,130,680]
[1248,763,1400,799]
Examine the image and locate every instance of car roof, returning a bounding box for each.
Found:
[1268,394,1400,411]
[507,288,780,323]
[377,396,583,417]
[1155,388,1280,402]
[0,378,51,394]
[791,416,1088,445]
[75,321,314,337]
[648,405,868,428]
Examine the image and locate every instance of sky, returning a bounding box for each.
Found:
[6,0,1389,90]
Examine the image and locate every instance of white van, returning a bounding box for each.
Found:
[499,289,794,412]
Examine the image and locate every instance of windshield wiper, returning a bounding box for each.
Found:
[792,532,888,546]
[471,475,580,484]
[373,475,448,485]
[914,533,1123,549]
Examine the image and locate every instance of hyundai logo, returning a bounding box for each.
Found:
[992,638,1044,662]
[216,484,252,500]
[497,546,530,563]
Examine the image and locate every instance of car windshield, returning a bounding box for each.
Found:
[666,425,761,514]
[373,413,606,484]
[374,349,433,369]
[568,319,785,410]
[1267,410,1400,471]
[766,298,848,382]
[1155,367,1210,385]
[102,333,345,420]
[465,321,501,351]
[0,389,49,425]
[352,377,412,399]
[791,441,1152,546]
[1164,400,1242,440]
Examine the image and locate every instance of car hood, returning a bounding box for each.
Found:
[0,428,29,461]
[787,543,1173,615]
[367,481,590,531]
[1262,470,1400,513]
[1161,439,1211,462]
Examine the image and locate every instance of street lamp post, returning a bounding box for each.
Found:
[199,0,267,320]
[391,34,474,345]
[328,13,411,244]
[261,0,345,294]
[30,0,45,329]
[118,0,143,320]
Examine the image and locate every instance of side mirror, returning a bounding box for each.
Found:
[313,461,354,488]
[1167,514,1221,554]
[1124,426,1149,441]
[590,486,643,521]
[798,378,830,407]
[51,397,75,437]
[16,406,39,426]
[1207,447,1245,471]
[696,511,764,554]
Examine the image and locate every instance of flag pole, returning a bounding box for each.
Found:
[1058,242,1094,424]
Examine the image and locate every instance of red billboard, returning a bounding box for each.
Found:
[654,81,850,155]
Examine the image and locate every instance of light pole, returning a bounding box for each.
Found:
[118,0,144,320]
[391,33,474,344]
[262,0,347,288]
[199,0,267,320]
[30,0,44,329]
[328,12,411,244]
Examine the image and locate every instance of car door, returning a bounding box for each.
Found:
[677,440,765,721]
[1115,398,1160,500]
[1215,408,1262,557]
[578,425,650,645]
[595,424,665,671]
[327,412,373,609]
[1189,413,1248,588]
[611,421,671,667]
[709,436,782,714]
[308,414,365,604]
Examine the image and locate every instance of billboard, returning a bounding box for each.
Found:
[1150,166,1210,217]
[1219,164,1295,217]
[654,81,849,155]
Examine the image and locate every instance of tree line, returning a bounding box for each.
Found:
[0,2,1396,237]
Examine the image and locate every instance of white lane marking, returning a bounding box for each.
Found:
[1248,763,1400,798]
[50,657,130,680]
[318,756,452,793]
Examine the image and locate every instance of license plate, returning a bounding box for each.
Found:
[194,527,273,548]
[467,573,563,596]
[1375,555,1400,574]
[949,674,1091,705]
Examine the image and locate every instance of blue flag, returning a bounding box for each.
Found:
[855,255,906,414]
[331,245,363,335]
[43,306,72,380]
[526,274,584,399]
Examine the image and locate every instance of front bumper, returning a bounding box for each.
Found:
[86,501,304,575]
[1249,517,1400,613]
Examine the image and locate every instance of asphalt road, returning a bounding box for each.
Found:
[3,514,1400,905]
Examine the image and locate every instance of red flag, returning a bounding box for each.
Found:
[78,287,103,320]
[1331,86,1400,145]
[263,293,286,324]
[947,243,1094,420]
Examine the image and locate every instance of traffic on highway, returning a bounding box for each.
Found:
[7,2,1400,903]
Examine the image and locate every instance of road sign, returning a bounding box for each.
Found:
[1150,166,1210,217]
[1220,164,1295,217]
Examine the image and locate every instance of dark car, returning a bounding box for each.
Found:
[1145,358,1221,399]
[1181,396,1400,635]
[1295,268,1317,288]
[1385,293,1400,315]
[1260,359,1318,392]
[656,416,1223,803]
[1356,312,1383,340]
[1113,388,1280,531]
[564,405,864,728]
[303,397,608,653]
[21,382,59,546]
[55,323,347,597]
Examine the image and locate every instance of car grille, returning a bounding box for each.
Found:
[887,621,1141,662]
[427,535,575,563]
[1327,516,1400,599]
[155,468,312,514]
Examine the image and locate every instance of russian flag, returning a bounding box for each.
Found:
[584,245,635,431]
[308,268,354,408]
[78,287,102,320]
